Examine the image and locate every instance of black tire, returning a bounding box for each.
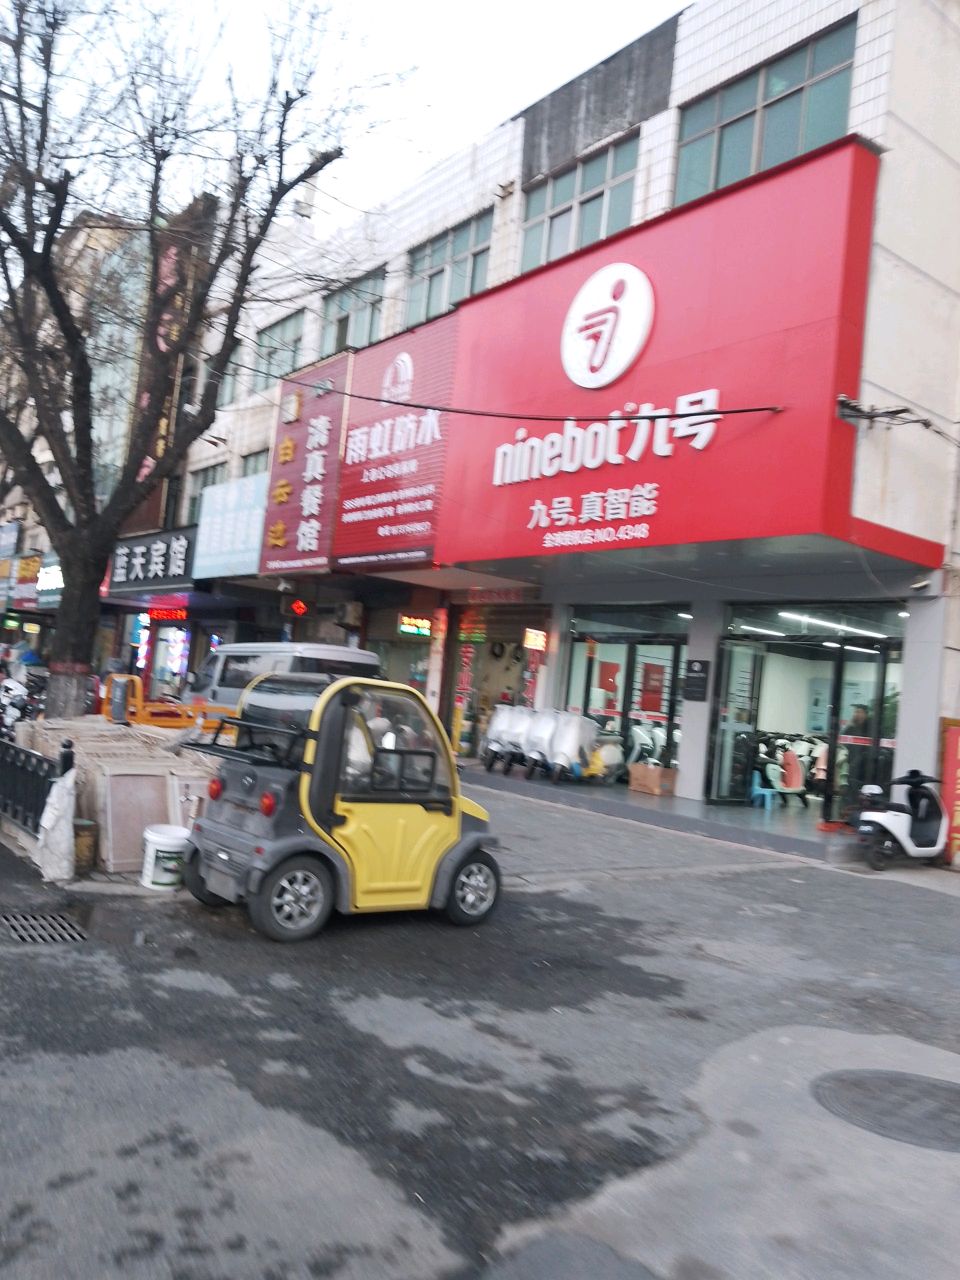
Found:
[483,749,496,772]
[248,856,334,943]
[551,765,566,785]
[925,854,944,867]
[445,851,501,925]
[524,760,537,780]
[502,756,514,776]
[183,854,230,908]
[867,834,898,872]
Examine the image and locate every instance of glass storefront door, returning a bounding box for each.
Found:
[710,634,902,816]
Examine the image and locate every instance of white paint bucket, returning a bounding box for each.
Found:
[141,824,191,890]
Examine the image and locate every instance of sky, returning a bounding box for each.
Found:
[198,0,687,233]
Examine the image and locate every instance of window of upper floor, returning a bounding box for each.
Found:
[675,18,857,207]
[406,209,493,327]
[321,269,385,358]
[217,342,245,407]
[253,310,305,391]
[185,461,226,525]
[520,135,639,274]
[241,449,270,477]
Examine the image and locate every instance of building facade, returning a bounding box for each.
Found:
[7,0,958,827]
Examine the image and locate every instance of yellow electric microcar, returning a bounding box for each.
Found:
[184,674,500,942]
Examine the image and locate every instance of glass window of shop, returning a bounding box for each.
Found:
[710,602,904,819]
[566,605,689,766]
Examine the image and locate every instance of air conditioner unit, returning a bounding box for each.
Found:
[335,601,363,628]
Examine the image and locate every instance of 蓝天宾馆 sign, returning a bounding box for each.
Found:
[108,526,196,595]
[259,353,349,577]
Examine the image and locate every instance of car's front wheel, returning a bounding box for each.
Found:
[248,856,334,942]
[445,852,500,926]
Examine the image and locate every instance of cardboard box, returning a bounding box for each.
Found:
[628,763,677,797]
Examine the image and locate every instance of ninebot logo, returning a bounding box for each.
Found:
[560,263,655,389]
[382,352,414,403]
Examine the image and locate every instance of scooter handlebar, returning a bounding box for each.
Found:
[891,772,940,786]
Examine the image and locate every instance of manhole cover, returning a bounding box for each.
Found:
[812,1069,960,1151]
[1,912,87,944]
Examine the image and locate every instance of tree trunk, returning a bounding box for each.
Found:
[45,548,110,720]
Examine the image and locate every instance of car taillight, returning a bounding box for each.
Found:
[208,777,223,800]
[259,791,277,817]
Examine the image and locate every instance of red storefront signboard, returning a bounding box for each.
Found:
[436,140,880,565]
[940,720,960,866]
[259,354,349,576]
[332,319,456,570]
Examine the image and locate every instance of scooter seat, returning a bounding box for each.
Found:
[883,802,912,815]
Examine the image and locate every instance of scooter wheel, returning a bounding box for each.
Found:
[867,834,898,871]
[483,750,496,772]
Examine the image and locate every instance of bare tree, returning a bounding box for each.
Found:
[0,0,346,714]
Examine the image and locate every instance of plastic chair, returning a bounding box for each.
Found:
[750,769,775,810]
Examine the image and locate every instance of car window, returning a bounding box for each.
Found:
[220,654,284,689]
[293,656,381,678]
[192,654,217,695]
[337,689,451,797]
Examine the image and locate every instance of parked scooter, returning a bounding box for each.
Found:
[548,713,625,784]
[482,705,533,775]
[523,709,560,779]
[857,770,947,870]
[0,677,38,742]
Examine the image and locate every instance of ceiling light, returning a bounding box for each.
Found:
[898,610,910,619]
[677,612,693,619]
[778,611,887,639]
[739,624,786,636]
[823,641,841,648]
[843,645,877,655]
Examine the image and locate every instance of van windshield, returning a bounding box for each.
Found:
[292,657,380,678]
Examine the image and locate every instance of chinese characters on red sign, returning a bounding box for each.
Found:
[259,355,349,576]
[332,320,456,570]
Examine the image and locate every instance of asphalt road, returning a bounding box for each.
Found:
[1,783,959,1278]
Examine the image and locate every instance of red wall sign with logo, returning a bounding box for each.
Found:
[332,319,456,571]
[259,354,349,576]
[435,140,880,565]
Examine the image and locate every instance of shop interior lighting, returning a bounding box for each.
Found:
[842,645,878,655]
[677,612,693,619]
[898,610,910,618]
[778,611,887,639]
[738,624,786,636]
[822,641,841,648]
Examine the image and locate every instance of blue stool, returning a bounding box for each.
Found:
[750,769,775,810]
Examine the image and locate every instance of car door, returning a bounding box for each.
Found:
[323,685,460,911]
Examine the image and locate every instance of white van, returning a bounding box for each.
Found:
[189,642,381,713]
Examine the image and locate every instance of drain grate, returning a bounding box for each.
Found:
[813,1069,960,1152]
[1,911,87,944]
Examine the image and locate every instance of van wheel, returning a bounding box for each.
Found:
[524,760,537,780]
[483,749,496,772]
[183,855,229,908]
[551,765,566,784]
[249,857,334,942]
[445,852,500,925]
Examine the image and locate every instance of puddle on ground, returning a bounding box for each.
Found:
[70,903,153,947]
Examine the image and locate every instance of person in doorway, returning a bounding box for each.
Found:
[844,703,874,811]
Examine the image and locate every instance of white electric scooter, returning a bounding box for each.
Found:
[857,770,948,870]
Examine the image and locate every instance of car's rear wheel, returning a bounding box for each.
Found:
[445,852,500,925]
[248,857,334,942]
[524,759,538,780]
[183,854,230,908]
[483,749,496,772]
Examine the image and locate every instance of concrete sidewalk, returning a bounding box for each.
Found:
[462,759,848,859]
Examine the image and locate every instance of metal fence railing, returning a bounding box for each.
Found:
[0,739,73,835]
